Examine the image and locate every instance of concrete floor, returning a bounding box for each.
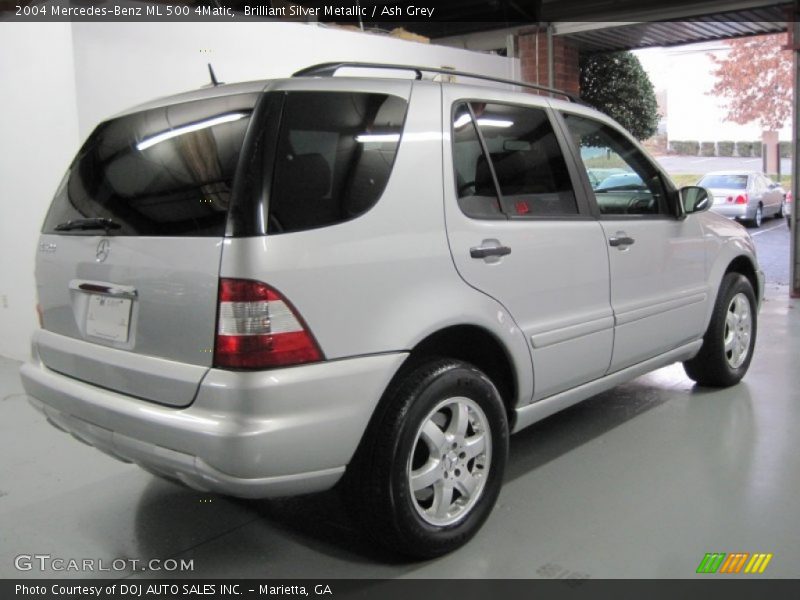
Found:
[1,285,799,579]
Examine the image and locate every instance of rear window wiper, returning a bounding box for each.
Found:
[54,218,122,232]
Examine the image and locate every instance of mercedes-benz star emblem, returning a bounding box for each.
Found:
[95,239,110,263]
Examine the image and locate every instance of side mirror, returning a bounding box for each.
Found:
[681,186,712,214]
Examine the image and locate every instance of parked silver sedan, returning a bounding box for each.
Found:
[698,171,786,228]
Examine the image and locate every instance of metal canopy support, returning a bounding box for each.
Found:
[793,11,800,297]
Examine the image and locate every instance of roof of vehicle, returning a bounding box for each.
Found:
[700,171,761,177]
[114,79,270,117]
[113,62,586,119]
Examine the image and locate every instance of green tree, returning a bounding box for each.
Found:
[580,51,659,140]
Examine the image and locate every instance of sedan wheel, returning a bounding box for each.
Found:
[751,205,763,228]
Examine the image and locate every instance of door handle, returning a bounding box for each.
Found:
[470,245,512,259]
[608,236,635,248]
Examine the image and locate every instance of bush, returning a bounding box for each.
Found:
[780,141,792,158]
[669,140,700,155]
[700,142,716,157]
[753,142,762,157]
[717,141,735,157]
[736,142,753,157]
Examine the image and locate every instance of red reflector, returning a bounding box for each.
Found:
[515,201,530,215]
[215,331,321,369]
[214,278,323,370]
[735,194,748,205]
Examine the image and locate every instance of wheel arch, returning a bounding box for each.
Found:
[725,254,760,302]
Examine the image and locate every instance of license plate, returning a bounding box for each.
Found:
[86,295,132,342]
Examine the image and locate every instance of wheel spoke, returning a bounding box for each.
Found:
[455,472,480,500]
[447,402,469,439]
[724,331,735,353]
[725,311,737,333]
[420,420,446,452]
[463,432,486,460]
[411,459,442,491]
[432,480,455,519]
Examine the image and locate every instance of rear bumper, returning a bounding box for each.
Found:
[20,344,407,499]
[711,204,751,220]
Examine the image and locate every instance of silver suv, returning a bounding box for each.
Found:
[21,63,763,558]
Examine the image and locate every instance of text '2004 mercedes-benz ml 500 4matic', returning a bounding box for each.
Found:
[21,63,763,558]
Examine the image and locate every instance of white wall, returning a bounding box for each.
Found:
[71,22,516,137]
[0,21,515,361]
[0,23,80,361]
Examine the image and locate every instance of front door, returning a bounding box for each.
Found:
[558,111,708,372]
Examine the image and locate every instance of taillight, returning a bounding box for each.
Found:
[214,278,323,369]
[734,194,748,205]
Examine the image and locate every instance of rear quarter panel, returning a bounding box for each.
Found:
[219,81,535,408]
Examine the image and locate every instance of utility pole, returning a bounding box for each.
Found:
[793,9,800,297]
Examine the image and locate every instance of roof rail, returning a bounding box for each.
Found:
[292,62,583,104]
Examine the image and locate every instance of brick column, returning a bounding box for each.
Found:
[517,28,580,97]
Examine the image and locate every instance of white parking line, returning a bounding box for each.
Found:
[750,221,786,236]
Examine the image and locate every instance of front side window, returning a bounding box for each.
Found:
[562,113,672,217]
[452,102,578,219]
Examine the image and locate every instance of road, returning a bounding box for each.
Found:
[654,155,792,176]
[747,216,791,286]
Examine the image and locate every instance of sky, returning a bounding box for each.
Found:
[634,41,792,142]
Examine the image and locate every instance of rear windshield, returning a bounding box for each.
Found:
[698,174,748,189]
[43,93,257,236]
[228,91,408,237]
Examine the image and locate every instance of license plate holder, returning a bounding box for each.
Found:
[85,294,132,343]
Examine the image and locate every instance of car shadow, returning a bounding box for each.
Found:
[131,367,753,571]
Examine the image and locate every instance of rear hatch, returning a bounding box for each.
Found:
[36,91,258,406]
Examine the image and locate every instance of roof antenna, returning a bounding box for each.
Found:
[207,63,222,87]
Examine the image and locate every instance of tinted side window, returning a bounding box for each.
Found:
[562,113,671,217]
[268,92,407,234]
[43,94,257,236]
[452,102,577,218]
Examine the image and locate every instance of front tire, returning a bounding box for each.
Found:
[346,359,508,559]
[683,273,757,387]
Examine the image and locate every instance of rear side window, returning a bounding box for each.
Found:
[43,94,257,236]
[267,92,407,234]
[452,101,577,218]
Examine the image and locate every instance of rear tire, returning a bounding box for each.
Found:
[748,204,763,228]
[345,359,508,559]
[776,197,785,218]
[683,273,757,387]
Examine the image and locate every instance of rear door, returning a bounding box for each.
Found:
[36,93,258,406]
[557,110,708,372]
[442,90,613,402]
